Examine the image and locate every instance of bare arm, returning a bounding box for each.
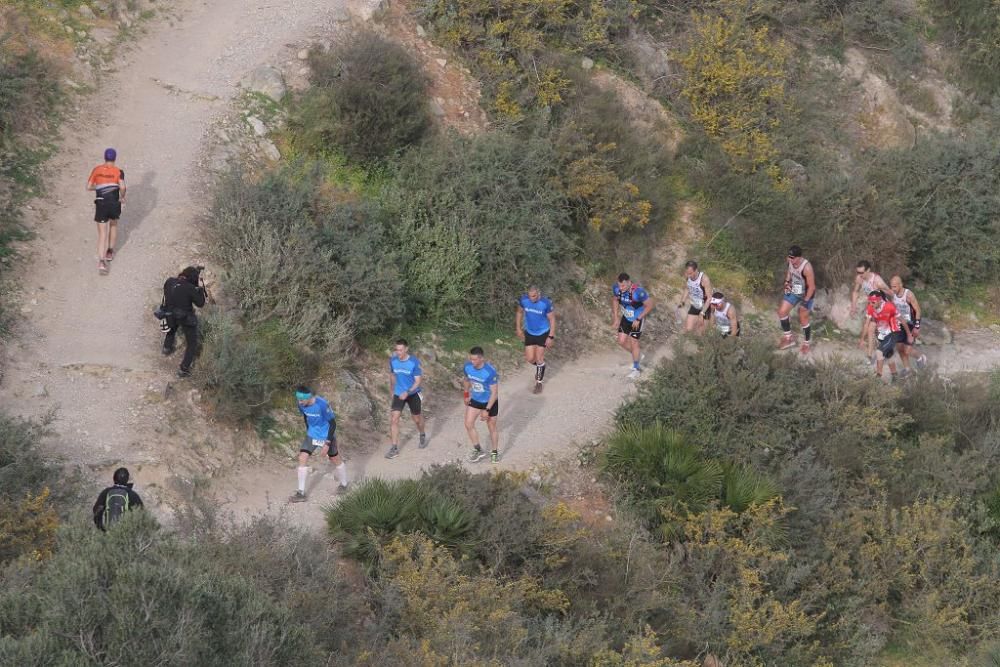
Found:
[850,275,861,310]
[611,296,620,325]
[909,292,922,321]
[701,276,713,312]
[486,383,498,411]
[547,311,556,337]
[409,373,423,395]
[804,264,816,301]
[639,297,657,319]
[515,306,524,339]
[388,367,396,399]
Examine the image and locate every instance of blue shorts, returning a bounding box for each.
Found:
[783,293,814,311]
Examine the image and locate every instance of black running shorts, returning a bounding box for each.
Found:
[523,331,550,347]
[94,197,122,222]
[391,393,422,415]
[617,315,643,339]
[468,399,498,417]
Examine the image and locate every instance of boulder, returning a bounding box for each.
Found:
[779,158,807,185]
[581,57,594,70]
[245,115,267,137]
[625,32,671,90]
[823,284,864,336]
[78,4,96,19]
[259,139,281,161]
[242,65,286,101]
[336,371,375,428]
[917,318,952,346]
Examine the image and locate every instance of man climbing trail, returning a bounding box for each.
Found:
[291,386,347,502]
[384,339,427,460]
[865,290,910,381]
[463,346,500,463]
[851,260,891,365]
[708,291,740,338]
[777,246,816,354]
[86,148,125,275]
[677,261,712,335]
[516,286,556,393]
[613,272,655,379]
[890,276,926,375]
[93,467,143,531]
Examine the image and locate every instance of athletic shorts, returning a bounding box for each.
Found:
[896,320,915,346]
[617,315,643,339]
[783,293,814,311]
[391,393,422,415]
[876,333,896,360]
[524,330,550,347]
[94,195,122,222]
[469,398,498,417]
[687,305,702,317]
[299,423,338,457]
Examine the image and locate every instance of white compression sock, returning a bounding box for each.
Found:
[335,463,347,486]
[297,466,308,493]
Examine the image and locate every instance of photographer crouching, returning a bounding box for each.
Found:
[160,266,209,378]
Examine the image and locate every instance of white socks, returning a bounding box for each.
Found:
[335,463,348,487]
[297,466,308,492]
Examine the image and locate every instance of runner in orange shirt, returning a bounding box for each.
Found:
[86,148,126,275]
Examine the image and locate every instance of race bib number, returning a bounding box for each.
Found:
[877,329,891,341]
[624,308,635,319]
[791,283,804,295]
[470,382,485,393]
[312,439,326,448]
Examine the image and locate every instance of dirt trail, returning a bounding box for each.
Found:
[0,0,348,480]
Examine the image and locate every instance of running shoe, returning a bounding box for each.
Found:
[622,354,646,370]
[337,483,350,494]
[490,450,500,464]
[469,447,487,463]
[799,341,811,355]
[627,368,642,380]
[106,248,114,261]
[98,260,109,275]
[778,334,795,350]
[532,381,543,395]
[418,433,428,449]
[916,354,927,369]
[384,445,399,459]
[289,490,307,503]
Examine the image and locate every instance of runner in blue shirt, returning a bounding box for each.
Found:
[290,385,348,502]
[463,346,500,463]
[516,285,556,393]
[384,338,427,459]
[612,272,656,379]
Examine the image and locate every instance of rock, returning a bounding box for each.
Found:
[297,48,309,61]
[259,139,281,161]
[298,67,310,77]
[429,99,446,117]
[245,115,267,137]
[416,24,426,37]
[779,158,807,185]
[336,371,375,427]
[919,319,952,346]
[581,56,595,70]
[842,48,915,149]
[823,284,864,336]
[242,65,286,101]
[92,0,110,14]
[32,385,48,398]
[625,33,671,89]
[435,58,447,67]
[78,4,96,19]
[349,0,388,21]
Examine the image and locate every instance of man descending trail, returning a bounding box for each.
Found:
[708,292,740,338]
[291,386,347,502]
[678,261,712,334]
[93,467,143,531]
[463,347,500,464]
[516,286,556,393]
[890,276,926,375]
[777,245,816,354]
[865,290,911,382]
[161,266,206,378]
[851,260,890,365]
[384,339,427,460]
[86,148,126,275]
[613,273,656,379]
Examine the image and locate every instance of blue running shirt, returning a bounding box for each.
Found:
[464,362,498,404]
[518,294,554,336]
[298,396,336,440]
[390,354,423,396]
[613,283,648,322]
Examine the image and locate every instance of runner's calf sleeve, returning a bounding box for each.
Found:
[537,362,546,381]
[335,463,347,486]
[802,325,811,342]
[780,317,791,333]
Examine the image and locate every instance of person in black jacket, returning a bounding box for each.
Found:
[162,266,207,377]
[93,467,144,531]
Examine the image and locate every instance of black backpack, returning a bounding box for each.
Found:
[103,486,131,529]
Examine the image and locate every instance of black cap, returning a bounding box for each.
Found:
[113,467,131,485]
[787,245,803,258]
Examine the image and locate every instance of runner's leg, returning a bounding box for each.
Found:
[486,415,499,452]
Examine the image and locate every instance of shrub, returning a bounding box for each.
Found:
[386,132,573,321]
[196,311,319,421]
[924,0,1000,96]
[0,513,355,665]
[291,30,430,162]
[678,0,794,176]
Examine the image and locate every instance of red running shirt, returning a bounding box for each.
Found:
[866,301,900,337]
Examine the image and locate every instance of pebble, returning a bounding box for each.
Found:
[32,385,48,398]
[297,48,309,60]
[416,24,426,37]
[436,58,447,67]
[581,57,595,70]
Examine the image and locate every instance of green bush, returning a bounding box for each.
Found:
[291,30,430,162]
[0,513,356,665]
[386,132,573,321]
[196,311,319,421]
[924,0,1000,96]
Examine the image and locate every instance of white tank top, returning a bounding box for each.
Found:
[893,288,912,322]
[788,259,810,296]
[713,302,733,334]
[687,272,706,309]
[861,272,883,296]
